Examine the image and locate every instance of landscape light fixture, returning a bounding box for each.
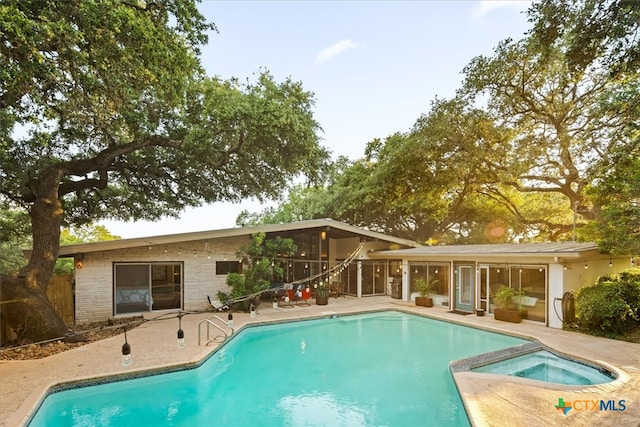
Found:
[177,312,185,349]
[121,327,132,367]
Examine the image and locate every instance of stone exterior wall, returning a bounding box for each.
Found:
[74,236,249,324]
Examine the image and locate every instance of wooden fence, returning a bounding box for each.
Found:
[47,274,75,326]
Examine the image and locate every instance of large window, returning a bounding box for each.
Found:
[114,263,182,315]
[216,261,243,275]
[510,266,546,322]
[361,261,386,296]
[409,262,450,297]
[482,264,546,322]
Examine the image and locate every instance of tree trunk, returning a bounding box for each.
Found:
[1,169,69,343]
[1,275,68,343]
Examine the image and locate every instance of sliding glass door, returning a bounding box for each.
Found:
[114,263,182,315]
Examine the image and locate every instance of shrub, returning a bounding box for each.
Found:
[617,269,640,318]
[414,277,436,297]
[493,285,524,311]
[225,233,297,311]
[576,268,640,337]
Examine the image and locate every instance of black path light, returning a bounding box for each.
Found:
[177,312,185,349]
[121,327,131,367]
[227,313,234,328]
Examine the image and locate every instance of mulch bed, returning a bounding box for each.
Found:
[0,316,143,361]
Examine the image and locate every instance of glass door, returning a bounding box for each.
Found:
[114,263,183,314]
[454,263,474,312]
[114,264,151,314]
[151,264,182,310]
[479,266,489,311]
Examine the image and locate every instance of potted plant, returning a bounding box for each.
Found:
[493,285,523,323]
[315,282,329,305]
[414,277,436,307]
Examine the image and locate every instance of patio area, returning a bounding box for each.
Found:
[1,296,638,426]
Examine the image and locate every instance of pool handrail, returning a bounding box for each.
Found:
[198,316,233,345]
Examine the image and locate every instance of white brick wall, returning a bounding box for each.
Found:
[74,236,249,324]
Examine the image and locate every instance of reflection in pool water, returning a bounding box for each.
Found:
[29,311,528,427]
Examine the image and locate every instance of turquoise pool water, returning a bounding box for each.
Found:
[29,311,527,427]
[473,350,614,385]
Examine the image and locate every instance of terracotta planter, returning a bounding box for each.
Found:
[315,294,329,305]
[494,308,522,323]
[415,296,433,307]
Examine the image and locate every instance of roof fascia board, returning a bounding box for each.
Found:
[56,219,419,256]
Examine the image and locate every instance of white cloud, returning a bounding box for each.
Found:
[472,0,531,20]
[315,39,361,64]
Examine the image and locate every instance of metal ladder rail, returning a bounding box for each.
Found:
[198,319,228,346]
[207,315,235,336]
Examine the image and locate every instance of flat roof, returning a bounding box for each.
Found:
[56,219,421,256]
[369,242,602,260]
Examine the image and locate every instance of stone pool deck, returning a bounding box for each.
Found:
[1,296,638,426]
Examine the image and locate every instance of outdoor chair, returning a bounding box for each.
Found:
[328,282,344,299]
[298,286,311,306]
[207,295,230,311]
[280,284,294,308]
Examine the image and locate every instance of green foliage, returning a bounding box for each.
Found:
[225,233,297,311]
[1,0,327,314]
[314,282,329,298]
[493,285,524,311]
[415,277,436,297]
[234,0,639,250]
[53,225,121,274]
[1,0,327,222]
[582,138,640,254]
[225,272,247,306]
[0,209,31,275]
[235,184,324,226]
[576,269,640,337]
[528,0,640,75]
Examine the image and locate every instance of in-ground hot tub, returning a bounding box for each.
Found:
[472,350,615,385]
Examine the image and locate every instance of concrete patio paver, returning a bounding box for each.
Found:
[1,297,638,426]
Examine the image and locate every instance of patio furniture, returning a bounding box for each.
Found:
[298,286,311,306]
[207,295,230,311]
[280,284,294,308]
[328,282,344,299]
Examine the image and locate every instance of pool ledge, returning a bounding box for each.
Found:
[449,341,544,374]
[449,341,625,386]
[449,343,631,427]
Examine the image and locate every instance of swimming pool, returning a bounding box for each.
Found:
[28,311,527,426]
[472,350,615,385]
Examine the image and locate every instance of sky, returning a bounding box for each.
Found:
[99,0,535,238]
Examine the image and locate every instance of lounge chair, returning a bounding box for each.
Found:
[207,295,230,311]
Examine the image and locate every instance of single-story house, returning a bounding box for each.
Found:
[56,219,419,324]
[56,219,632,329]
[368,242,636,328]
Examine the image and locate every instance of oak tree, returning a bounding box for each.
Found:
[0,0,327,341]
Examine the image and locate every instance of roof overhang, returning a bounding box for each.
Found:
[368,242,604,263]
[54,219,420,257]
